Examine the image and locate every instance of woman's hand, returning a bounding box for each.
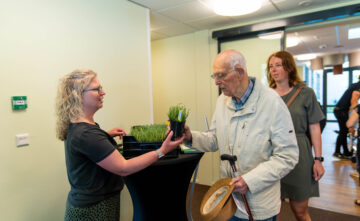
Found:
[107,127,126,138]
[230,176,249,194]
[160,131,184,155]
[313,161,325,181]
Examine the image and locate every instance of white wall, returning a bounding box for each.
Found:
[152,30,222,185]
[0,0,150,220]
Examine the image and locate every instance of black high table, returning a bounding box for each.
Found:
[123,152,203,221]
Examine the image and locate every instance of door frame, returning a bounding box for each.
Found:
[323,66,360,122]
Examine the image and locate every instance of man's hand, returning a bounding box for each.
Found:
[107,127,126,138]
[230,176,249,194]
[183,124,192,142]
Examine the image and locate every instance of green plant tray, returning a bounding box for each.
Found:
[122,136,179,159]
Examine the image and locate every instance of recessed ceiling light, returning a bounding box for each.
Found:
[319,44,327,49]
[258,31,282,40]
[299,0,312,7]
[213,0,263,16]
[295,53,317,61]
[313,35,320,40]
[286,37,300,47]
[349,27,360,39]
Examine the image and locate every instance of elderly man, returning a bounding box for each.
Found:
[184,49,298,221]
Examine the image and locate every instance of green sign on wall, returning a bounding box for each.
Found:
[12,96,27,110]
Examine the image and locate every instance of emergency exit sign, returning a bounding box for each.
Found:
[12,96,27,110]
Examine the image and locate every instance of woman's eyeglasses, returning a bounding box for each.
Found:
[83,86,103,94]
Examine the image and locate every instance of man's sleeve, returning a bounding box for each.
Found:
[242,99,299,193]
[191,112,219,152]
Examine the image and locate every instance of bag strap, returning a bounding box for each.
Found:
[286,85,305,107]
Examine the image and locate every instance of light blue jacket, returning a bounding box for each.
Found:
[192,78,299,219]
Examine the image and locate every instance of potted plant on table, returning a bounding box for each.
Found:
[123,124,178,159]
[167,103,189,141]
[130,124,167,143]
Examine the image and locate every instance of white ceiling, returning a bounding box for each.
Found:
[286,22,360,58]
[128,0,360,57]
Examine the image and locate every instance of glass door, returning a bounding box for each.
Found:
[220,31,283,85]
[352,69,360,83]
[325,67,360,121]
[326,70,349,121]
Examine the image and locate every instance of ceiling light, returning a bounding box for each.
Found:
[323,54,345,66]
[295,53,317,61]
[258,31,282,40]
[348,27,360,39]
[213,0,263,16]
[298,0,312,7]
[313,35,320,40]
[319,44,327,49]
[286,37,299,47]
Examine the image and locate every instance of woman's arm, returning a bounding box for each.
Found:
[97,131,184,176]
[347,109,359,128]
[309,122,325,181]
[350,91,360,111]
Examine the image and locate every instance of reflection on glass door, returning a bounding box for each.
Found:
[352,70,360,83]
[326,70,349,121]
[307,69,324,105]
[325,67,360,121]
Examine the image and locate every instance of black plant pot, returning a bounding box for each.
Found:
[122,136,178,159]
[170,120,185,141]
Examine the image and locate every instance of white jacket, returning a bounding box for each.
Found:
[192,78,299,219]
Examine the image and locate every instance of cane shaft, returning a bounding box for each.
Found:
[241,193,254,221]
[233,165,253,221]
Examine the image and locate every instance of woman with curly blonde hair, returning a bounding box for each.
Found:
[56,69,184,220]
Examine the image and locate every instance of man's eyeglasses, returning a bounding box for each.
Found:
[83,86,103,94]
[211,70,233,81]
[269,64,283,69]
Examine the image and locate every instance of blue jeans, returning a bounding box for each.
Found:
[227,215,277,221]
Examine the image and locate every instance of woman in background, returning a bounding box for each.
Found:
[266,51,325,221]
[346,105,360,206]
[56,69,184,221]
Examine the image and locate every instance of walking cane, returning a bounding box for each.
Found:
[221,154,254,221]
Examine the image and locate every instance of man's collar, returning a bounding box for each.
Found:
[232,78,255,110]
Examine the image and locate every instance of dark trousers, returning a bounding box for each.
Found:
[334,108,351,155]
[357,131,360,175]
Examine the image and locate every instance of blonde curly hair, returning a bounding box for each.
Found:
[55,69,97,141]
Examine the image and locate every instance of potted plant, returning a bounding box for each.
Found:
[130,124,167,143]
[122,124,178,159]
[167,103,189,140]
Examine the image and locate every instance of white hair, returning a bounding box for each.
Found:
[225,50,247,72]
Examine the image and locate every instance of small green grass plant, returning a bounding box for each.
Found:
[130,124,167,143]
[167,103,189,122]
